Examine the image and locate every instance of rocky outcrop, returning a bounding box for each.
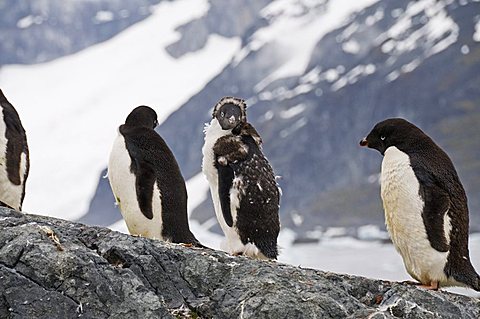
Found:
[0,207,478,318]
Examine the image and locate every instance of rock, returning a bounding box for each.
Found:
[0,208,478,318]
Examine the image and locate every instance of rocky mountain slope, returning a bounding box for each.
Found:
[83,0,480,237]
[0,0,161,66]
[1,208,479,318]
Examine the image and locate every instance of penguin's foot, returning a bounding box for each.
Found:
[401,280,421,286]
[418,281,439,290]
[180,243,193,248]
[232,252,244,257]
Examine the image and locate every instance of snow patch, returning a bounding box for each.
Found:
[94,11,114,23]
[17,15,44,29]
[474,19,480,42]
[280,104,306,119]
[342,39,360,54]
[331,64,376,91]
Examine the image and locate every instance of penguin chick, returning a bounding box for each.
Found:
[202,97,280,259]
[360,118,480,291]
[108,106,201,246]
[0,89,29,211]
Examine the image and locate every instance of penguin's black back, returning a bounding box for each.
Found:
[0,89,29,209]
[119,120,198,245]
[231,135,280,259]
[386,119,479,290]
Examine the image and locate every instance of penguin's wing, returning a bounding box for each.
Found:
[122,130,156,220]
[217,164,234,227]
[132,157,155,220]
[416,168,451,252]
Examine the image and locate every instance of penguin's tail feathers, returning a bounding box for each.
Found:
[475,274,480,292]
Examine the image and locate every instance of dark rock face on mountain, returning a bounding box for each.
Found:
[0,0,160,65]
[1,208,479,319]
[77,0,479,236]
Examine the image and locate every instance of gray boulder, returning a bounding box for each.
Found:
[0,208,478,318]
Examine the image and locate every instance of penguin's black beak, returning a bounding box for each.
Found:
[359,138,368,147]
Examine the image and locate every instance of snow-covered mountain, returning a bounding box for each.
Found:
[1,0,480,241]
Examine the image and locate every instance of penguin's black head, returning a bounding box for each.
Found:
[125,106,158,129]
[212,97,247,130]
[360,118,425,155]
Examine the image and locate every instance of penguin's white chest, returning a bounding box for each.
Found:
[108,133,164,239]
[381,146,448,284]
[0,111,27,211]
[202,120,252,255]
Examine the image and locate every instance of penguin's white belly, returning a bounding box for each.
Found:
[381,146,448,284]
[202,120,260,256]
[0,115,26,211]
[108,134,164,240]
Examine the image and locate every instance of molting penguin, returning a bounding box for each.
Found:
[360,118,479,291]
[0,89,29,211]
[108,106,201,245]
[202,97,280,259]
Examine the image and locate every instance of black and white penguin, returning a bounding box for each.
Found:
[108,106,201,245]
[360,118,479,291]
[0,89,29,211]
[202,97,280,259]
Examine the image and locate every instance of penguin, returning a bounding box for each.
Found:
[202,97,280,259]
[360,118,479,291]
[108,105,201,246]
[0,89,29,211]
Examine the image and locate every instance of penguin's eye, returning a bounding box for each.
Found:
[221,112,225,117]
[380,136,386,141]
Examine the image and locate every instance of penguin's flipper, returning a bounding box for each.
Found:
[419,181,451,253]
[217,165,234,227]
[133,158,155,220]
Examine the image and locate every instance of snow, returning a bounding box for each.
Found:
[16,15,43,29]
[94,11,114,23]
[279,104,306,119]
[365,7,384,26]
[474,20,480,42]
[186,173,210,217]
[278,233,480,298]
[342,39,360,54]
[253,0,380,90]
[378,0,459,57]
[331,64,376,91]
[0,0,241,221]
[279,117,307,138]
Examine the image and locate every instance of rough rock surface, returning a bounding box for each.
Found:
[0,208,479,319]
